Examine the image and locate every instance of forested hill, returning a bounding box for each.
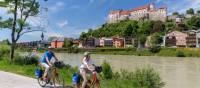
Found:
[80,20,166,40]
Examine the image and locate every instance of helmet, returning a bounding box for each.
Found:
[84,52,90,56]
[48,46,53,49]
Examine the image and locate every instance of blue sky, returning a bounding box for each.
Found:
[0,0,200,42]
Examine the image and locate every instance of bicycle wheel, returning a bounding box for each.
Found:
[53,74,65,87]
[37,77,47,87]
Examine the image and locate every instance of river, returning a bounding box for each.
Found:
[38,53,200,88]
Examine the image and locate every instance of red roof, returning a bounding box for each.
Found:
[131,4,150,11]
[149,10,157,12]
[120,10,131,15]
[110,10,120,14]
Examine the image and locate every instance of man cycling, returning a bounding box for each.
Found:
[79,52,97,88]
[40,46,58,80]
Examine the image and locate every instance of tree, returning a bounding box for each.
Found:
[172,12,179,16]
[0,39,10,45]
[132,21,148,50]
[165,22,175,32]
[197,10,200,14]
[79,32,88,40]
[63,39,72,48]
[186,16,200,30]
[152,21,165,34]
[0,0,41,61]
[48,36,57,41]
[186,8,194,15]
[149,33,163,47]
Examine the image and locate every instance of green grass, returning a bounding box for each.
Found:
[0,60,37,78]
[0,58,165,88]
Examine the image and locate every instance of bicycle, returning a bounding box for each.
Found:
[36,61,65,87]
[74,66,102,88]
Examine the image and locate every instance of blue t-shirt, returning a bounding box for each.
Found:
[40,51,55,64]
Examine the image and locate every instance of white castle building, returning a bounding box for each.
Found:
[108,3,167,23]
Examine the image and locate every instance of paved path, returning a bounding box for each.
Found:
[0,71,41,88]
[0,71,73,88]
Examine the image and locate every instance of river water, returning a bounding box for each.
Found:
[38,53,200,88]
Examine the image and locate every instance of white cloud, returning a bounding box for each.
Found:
[47,33,64,38]
[160,0,200,14]
[49,1,65,12]
[57,20,68,29]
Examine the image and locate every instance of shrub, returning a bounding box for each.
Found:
[0,45,10,58]
[176,51,185,57]
[133,67,165,88]
[101,60,113,79]
[13,53,39,65]
[149,46,161,53]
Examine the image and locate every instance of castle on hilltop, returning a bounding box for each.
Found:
[107,3,167,23]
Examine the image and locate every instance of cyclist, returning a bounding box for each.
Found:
[79,52,97,88]
[40,46,58,80]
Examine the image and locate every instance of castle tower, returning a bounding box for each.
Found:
[149,3,155,10]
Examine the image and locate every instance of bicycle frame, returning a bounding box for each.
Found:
[86,73,100,88]
[48,66,59,81]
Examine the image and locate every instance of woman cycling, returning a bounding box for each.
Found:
[79,52,97,88]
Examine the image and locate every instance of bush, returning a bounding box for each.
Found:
[176,51,185,57]
[132,67,165,88]
[14,53,39,65]
[149,46,161,53]
[101,60,113,79]
[0,45,10,58]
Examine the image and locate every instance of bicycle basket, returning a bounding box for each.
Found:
[35,68,43,78]
[54,61,65,68]
[95,66,102,73]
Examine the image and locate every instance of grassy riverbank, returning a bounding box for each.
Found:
[0,58,165,88]
[0,45,165,88]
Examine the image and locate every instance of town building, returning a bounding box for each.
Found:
[165,31,188,47]
[82,37,96,48]
[124,37,136,47]
[100,37,113,47]
[51,37,64,48]
[17,40,50,48]
[167,14,184,23]
[113,37,124,48]
[186,30,197,47]
[72,40,80,47]
[108,3,167,23]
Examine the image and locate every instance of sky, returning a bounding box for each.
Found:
[0,0,200,42]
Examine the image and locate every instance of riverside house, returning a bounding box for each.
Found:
[165,31,188,47]
[113,37,124,48]
[99,37,113,47]
[82,37,95,48]
[51,37,64,48]
[186,30,197,47]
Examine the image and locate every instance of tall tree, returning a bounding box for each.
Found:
[186,16,200,30]
[151,21,165,34]
[172,12,179,16]
[0,0,41,61]
[186,8,194,15]
[197,10,200,14]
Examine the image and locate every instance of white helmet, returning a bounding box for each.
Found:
[48,46,53,49]
[84,52,90,56]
